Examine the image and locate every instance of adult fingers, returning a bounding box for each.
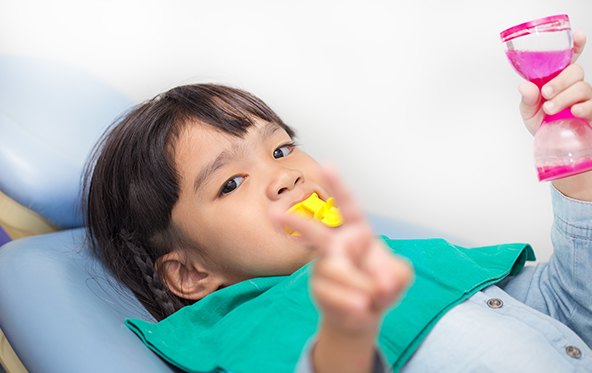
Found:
[541,64,584,100]
[543,81,592,116]
[571,31,587,63]
[572,100,592,120]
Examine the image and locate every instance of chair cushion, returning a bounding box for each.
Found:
[0,229,174,372]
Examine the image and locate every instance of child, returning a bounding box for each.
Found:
[84,34,592,372]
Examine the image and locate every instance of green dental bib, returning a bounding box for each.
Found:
[126,238,534,373]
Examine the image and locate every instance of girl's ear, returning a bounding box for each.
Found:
[156,250,222,301]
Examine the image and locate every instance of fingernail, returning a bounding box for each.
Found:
[542,85,553,98]
[572,105,582,117]
[543,101,555,114]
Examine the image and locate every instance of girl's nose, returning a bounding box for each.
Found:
[267,167,304,200]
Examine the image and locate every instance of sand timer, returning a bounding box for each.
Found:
[501,14,592,181]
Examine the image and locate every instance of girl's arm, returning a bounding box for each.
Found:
[274,167,413,373]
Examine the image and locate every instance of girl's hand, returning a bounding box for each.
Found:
[519,31,592,135]
[273,166,413,373]
[274,166,413,336]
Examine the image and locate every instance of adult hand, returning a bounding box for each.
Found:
[519,31,592,135]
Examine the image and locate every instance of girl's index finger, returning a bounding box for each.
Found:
[275,206,375,268]
[271,207,334,255]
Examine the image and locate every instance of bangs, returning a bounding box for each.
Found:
[163,84,295,139]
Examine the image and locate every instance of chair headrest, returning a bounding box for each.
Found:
[0,56,133,228]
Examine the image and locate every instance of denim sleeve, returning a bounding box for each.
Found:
[294,339,390,373]
[498,186,592,347]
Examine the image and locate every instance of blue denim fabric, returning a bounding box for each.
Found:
[298,187,592,372]
[499,186,592,347]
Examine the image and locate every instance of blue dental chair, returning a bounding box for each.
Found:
[0,57,445,373]
[0,56,174,372]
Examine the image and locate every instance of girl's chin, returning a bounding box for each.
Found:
[283,235,316,254]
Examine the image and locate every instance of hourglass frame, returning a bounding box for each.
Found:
[501,14,592,181]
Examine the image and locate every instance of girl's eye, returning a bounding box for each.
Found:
[220,176,245,196]
[273,143,295,159]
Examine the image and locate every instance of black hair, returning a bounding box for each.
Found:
[83,84,295,321]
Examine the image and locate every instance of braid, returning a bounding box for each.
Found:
[119,230,179,318]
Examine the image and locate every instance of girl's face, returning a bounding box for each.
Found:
[170,119,328,287]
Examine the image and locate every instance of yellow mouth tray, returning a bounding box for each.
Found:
[287,192,343,235]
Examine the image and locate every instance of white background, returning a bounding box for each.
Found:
[1,0,591,260]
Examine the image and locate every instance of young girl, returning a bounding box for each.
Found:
[85,34,592,372]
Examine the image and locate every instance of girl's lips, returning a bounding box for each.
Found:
[289,191,319,209]
[283,186,330,212]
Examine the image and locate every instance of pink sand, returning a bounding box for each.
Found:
[506,49,573,88]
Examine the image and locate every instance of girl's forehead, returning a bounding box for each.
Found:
[174,119,288,160]
[182,118,285,143]
[172,119,291,193]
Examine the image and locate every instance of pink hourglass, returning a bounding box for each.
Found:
[501,14,592,181]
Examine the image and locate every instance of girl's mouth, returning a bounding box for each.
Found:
[286,192,343,236]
